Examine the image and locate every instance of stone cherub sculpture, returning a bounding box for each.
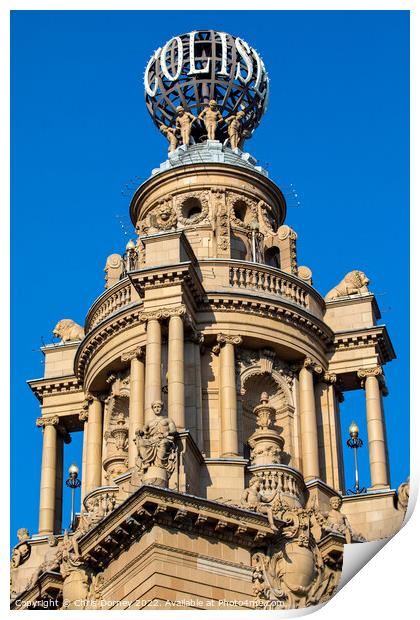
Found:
[323,496,352,544]
[134,400,177,487]
[241,477,278,532]
[53,319,85,343]
[325,271,370,300]
[198,99,223,140]
[175,106,196,145]
[160,124,178,153]
[226,110,245,150]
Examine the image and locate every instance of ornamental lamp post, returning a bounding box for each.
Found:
[346,421,366,494]
[65,464,81,531]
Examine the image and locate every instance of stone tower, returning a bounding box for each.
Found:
[11,30,408,610]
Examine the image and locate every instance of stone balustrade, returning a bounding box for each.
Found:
[248,464,308,508]
[85,279,134,332]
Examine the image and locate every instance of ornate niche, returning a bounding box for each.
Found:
[102,372,130,483]
[238,348,296,463]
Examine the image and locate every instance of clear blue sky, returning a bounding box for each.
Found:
[11,10,409,542]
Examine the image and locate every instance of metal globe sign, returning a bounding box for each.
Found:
[144,30,269,145]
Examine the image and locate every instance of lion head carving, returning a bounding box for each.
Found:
[52,319,85,343]
[151,201,177,231]
[325,271,370,300]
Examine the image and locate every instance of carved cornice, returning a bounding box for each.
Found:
[204,296,333,348]
[333,326,395,365]
[121,346,145,363]
[78,485,278,569]
[212,333,243,355]
[28,376,83,402]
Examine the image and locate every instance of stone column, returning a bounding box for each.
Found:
[299,358,322,481]
[194,337,204,451]
[144,317,162,421]
[215,334,242,457]
[37,416,59,535]
[122,348,145,468]
[358,367,390,489]
[168,314,185,429]
[79,407,89,506]
[85,396,103,495]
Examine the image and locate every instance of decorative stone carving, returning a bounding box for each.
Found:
[60,530,93,610]
[211,188,230,256]
[248,393,285,466]
[10,528,31,569]
[325,270,370,300]
[397,476,410,512]
[121,347,144,363]
[277,224,298,275]
[175,190,209,226]
[36,415,59,428]
[303,357,323,375]
[133,400,177,487]
[322,496,352,544]
[53,319,85,343]
[251,502,344,608]
[140,305,188,324]
[241,477,279,531]
[297,265,312,285]
[104,253,123,289]
[150,199,177,231]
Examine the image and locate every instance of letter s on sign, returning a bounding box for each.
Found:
[235,37,253,84]
[144,48,161,97]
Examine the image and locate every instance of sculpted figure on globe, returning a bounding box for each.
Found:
[175,106,196,145]
[198,99,224,140]
[226,110,245,149]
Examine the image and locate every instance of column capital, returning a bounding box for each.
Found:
[79,409,89,423]
[121,346,145,363]
[36,415,59,428]
[357,366,384,389]
[212,333,242,355]
[85,391,104,403]
[140,304,190,324]
[323,371,337,384]
[302,357,323,375]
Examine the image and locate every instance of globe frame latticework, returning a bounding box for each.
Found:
[144,30,270,144]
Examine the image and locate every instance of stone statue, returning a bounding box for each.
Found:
[175,106,196,145]
[323,496,352,544]
[325,271,370,300]
[53,319,85,343]
[226,110,245,150]
[134,400,177,487]
[10,528,31,569]
[397,476,410,511]
[150,201,177,231]
[241,477,278,531]
[160,124,178,153]
[198,100,223,140]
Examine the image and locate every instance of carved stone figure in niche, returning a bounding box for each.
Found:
[150,201,177,231]
[241,477,279,531]
[198,100,223,140]
[160,124,178,153]
[226,110,245,149]
[175,106,196,145]
[323,496,352,544]
[134,400,177,487]
[53,319,85,343]
[325,270,370,300]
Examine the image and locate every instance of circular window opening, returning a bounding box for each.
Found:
[182,197,202,219]
[233,200,249,223]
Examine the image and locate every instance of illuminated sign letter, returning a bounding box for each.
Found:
[235,37,253,84]
[188,31,210,75]
[160,37,183,81]
[215,31,229,77]
[144,48,161,97]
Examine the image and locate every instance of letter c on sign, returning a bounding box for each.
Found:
[144,48,161,97]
